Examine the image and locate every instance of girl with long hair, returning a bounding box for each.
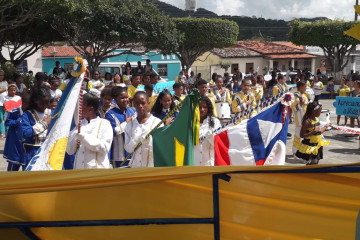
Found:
[295,102,331,165]
[193,96,221,166]
[151,89,178,126]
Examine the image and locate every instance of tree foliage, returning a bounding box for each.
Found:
[0,0,63,67]
[288,20,360,74]
[53,0,178,75]
[171,17,239,71]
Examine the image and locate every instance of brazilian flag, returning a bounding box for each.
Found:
[152,92,200,167]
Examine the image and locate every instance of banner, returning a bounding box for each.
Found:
[138,81,175,94]
[335,96,360,117]
[0,165,359,240]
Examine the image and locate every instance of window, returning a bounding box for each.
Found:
[157,64,168,77]
[17,60,28,73]
[96,67,121,78]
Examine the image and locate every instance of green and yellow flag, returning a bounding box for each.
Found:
[152,92,200,167]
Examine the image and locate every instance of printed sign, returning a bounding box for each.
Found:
[335,96,360,117]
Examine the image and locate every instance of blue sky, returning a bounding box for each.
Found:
[162,0,356,21]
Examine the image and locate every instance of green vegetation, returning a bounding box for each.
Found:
[288,20,360,76]
[170,17,239,71]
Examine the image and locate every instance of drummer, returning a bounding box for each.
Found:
[212,76,232,104]
[197,79,217,117]
[232,79,257,124]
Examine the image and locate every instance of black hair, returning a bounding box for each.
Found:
[21,93,31,111]
[197,79,208,86]
[241,79,251,85]
[215,76,223,82]
[28,86,51,111]
[211,73,218,81]
[101,87,112,98]
[297,80,306,89]
[134,90,149,100]
[35,72,47,82]
[50,98,58,104]
[173,82,183,90]
[150,72,158,78]
[132,73,140,78]
[105,72,112,80]
[328,77,334,82]
[111,86,128,98]
[144,84,153,92]
[277,74,284,80]
[200,96,215,128]
[151,89,174,114]
[55,61,60,64]
[83,92,99,112]
[302,102,321,124]
[65,72,72,79]
[354,80,360,88]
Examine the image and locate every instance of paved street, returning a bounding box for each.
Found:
[0,99,358,171]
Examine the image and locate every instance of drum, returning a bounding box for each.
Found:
[306,88,315,103]
[319,109,330,123]
[215,102,231,120]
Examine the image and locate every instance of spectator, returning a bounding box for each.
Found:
[52,61,66,79]
[134,61,143,75]
[144,59,153,73]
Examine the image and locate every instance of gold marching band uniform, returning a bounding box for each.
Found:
[250,84,263,109]
[232,91,257,124]
[273,83,289,97]
[291,91,309,154]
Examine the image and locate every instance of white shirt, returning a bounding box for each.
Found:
[0,81,8,106]
[312,81,323,96]
[16,83,27,94]
[193,116,221,166]
[91,79,105,91]
[67,117,113,169]
[50,89,62,99]
[124,115,163,167]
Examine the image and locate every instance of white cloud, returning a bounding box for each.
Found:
[160,0,357,20]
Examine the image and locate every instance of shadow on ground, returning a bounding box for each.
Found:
[285,155,306,165]
[328,148,360,155]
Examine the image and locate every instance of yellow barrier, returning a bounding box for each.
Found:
[0,164,359,240]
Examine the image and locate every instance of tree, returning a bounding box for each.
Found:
[0,0,53,34]
[170,18,239,72]
[52,0,178,76]
[0,0,63,67]
[0,19,63,67]
[288,20,360,78]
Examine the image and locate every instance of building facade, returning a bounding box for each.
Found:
[42,46,182,81]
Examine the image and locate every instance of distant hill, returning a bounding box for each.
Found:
[152,0,329,41]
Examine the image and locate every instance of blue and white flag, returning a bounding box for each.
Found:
[214,102,289,166]
[26,58,86,170]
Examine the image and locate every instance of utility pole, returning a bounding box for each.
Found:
[356,0,359,20]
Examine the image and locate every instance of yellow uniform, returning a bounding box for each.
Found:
[273,83,289,97]
[232,91,257,124]
[296,117,330,161]
[291,92,309,154]
[148,94,158,112]
[338,87,351,96]
[250,84,264,107]
[173,94,186,111]
[204,93,217,118]
[212,87,232,104]
[127,85,143,99]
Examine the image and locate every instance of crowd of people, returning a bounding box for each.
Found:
[0,62,359,170]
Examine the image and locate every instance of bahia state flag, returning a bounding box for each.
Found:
[214,102,289,166]
[26,58,86,171]
[152,93,200,167]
